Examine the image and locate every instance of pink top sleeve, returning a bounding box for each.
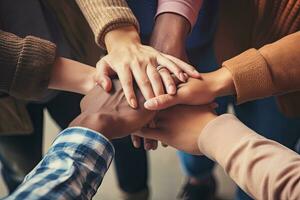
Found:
[156,0,203,27]
[198,114,300,200]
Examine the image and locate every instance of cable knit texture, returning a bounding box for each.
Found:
[75,0,140,49]
[0,30,56,100]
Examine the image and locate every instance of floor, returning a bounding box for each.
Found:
[0,111,237,200]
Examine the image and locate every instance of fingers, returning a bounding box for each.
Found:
[96,59,113,92]
[156,54,187,82]
[163,54,201,78]
[131,135,158,150]
[132,63,155,100]
[135,128,163,142]
[147,64,164,96]
[144,94,179,110]
[144,138,158,150]
[131,135,141,148]
[158,67,176,95]
[117,65,138,108]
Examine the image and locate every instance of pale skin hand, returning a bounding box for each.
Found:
[134,104,217,155]
[95,26,201,109]
[144,67,235,110]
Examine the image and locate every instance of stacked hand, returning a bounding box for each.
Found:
[70,80,155,140]
[69,79,218,155]
[70,67,234,154]
[144,67,234,110]
[95,26,201,150]
[135,104,217,155]
[96,26,201,108]
[72,20,235,152]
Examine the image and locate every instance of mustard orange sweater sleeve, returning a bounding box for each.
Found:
[198,114,300,200]
[75,0,139,49]
[222,31,300,104]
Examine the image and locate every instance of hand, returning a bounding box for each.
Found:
[134,105,217,155]
[69,80,155,140]
[95,26,200,109]
[131,13,191,149]
[144,67,235,110]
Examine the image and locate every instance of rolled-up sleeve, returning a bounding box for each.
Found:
[156,0,203,28]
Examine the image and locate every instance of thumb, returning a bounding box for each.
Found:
[144,94,179,110]
[95,59,113,92]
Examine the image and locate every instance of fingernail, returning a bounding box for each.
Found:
[144,99,157,109]
[184,73,189,79]
[179,72,186,82]
[145,143,151,151]
[193,69,200,75]
[152,144,158,150]
[133,140,140,148]
[98,80,104,88]
[103,81,108,90]
[167,85,176,95]
[130,98,137,108]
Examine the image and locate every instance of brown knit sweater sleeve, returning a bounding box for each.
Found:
[0,30,56,100]
[75,0,140,49]
[222,31,300,104]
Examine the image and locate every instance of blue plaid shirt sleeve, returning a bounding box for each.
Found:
[5,127,115,200]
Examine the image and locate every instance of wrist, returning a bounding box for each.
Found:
[154,13,190,40]
[204,67,235,98]
[194,111,218,140]
[70,113,113,140]
[79,68,96,95]
[49,58,96,95]
[104,26,141,53]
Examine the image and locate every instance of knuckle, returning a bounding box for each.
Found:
[140,79,151,87]
[131,57,140,65]
[151,71,161,80]
[185,87,193,96]
[123,79,133,87]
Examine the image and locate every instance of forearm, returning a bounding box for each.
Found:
[198,114,300,200]
[150,12,190,60]
[75,0,139,49]
[8,127,114,200]
[49,57,96,95]
[0,30,56,100]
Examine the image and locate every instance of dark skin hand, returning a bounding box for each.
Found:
[70,80,156,140]
[132,12,192,148]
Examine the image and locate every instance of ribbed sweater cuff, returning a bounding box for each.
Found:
[0,31,56,100]
[156,0,203,28]
[222,49,275,104]
[0,31,22,94]
[76,0,140,49]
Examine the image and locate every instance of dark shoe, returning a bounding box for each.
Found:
[177,175,217,200]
